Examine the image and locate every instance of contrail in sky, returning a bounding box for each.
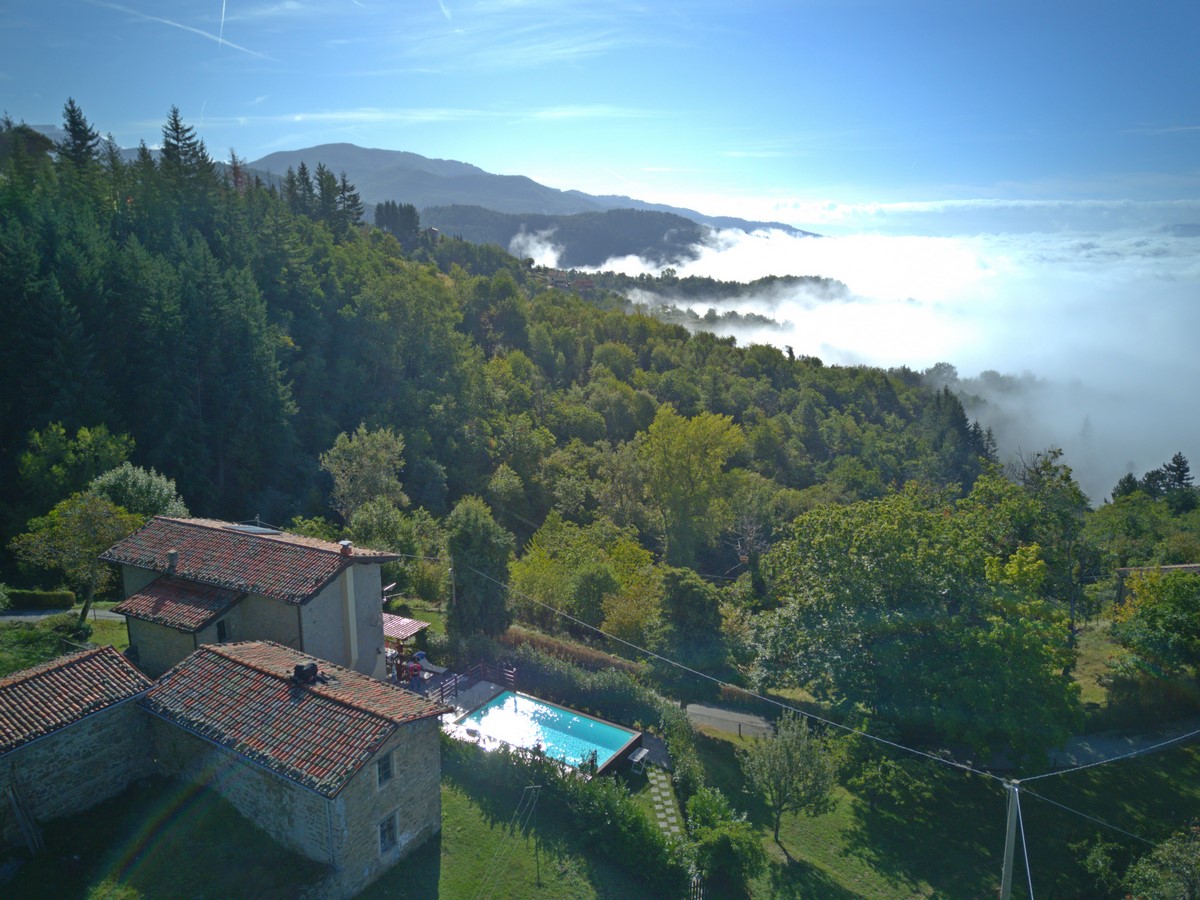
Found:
[91,1,271,60]
[219,0,227,51]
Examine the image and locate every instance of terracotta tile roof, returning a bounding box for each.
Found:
[382,613,430,642]
[102,517,399,605]
[139,641,451,797]
[113,576,243,632]
[0,647,152,754]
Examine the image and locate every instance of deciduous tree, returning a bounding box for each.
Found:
[739,712,836,842]
[320,424,408,522]
[9,492,142,625]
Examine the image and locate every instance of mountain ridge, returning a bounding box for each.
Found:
[248,142,813,237]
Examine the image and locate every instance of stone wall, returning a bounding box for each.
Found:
[0,699,154,846]
[329,716,443,897]
[147,716,335,867]
[147,713,442,898]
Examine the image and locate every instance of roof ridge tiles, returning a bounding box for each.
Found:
[205,641,451,724]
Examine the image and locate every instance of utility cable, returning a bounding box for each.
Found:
[1021,787,1156,846]
[465,563,1007,784]
[473,784,536,900]
[484,785,541,898]
[1022,727,1200,784]
[1016,785,1035,900]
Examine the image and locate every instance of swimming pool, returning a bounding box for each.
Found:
[453,690,641,773]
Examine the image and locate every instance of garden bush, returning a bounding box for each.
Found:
[42,612,93,643]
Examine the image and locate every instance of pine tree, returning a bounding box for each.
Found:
[57,98,100,169]
[337,172,364,231]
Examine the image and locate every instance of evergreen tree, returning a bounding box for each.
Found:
[337,172,364,232]
[56,98,100,170]
[445,496,515,638]
[315,162,339,228]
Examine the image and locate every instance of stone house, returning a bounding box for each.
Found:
[103,517,398,678]
[0,646,154,847]
[140,640,451,897]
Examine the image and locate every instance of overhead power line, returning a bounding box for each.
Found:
[1022,787,1156,846]
[465,562,1006,784]
[1022,727,1200,784]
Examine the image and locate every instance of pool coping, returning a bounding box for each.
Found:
[447,687,643,776]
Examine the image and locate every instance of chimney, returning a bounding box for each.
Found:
[339,540,353,557]
[167,549,178,574]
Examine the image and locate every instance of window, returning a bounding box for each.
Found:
[379,813,397,854]
[377,752,393,787]
[216,619,228,642]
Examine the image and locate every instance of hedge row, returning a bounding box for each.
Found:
[7,589,75,610]
[498,626,642,676]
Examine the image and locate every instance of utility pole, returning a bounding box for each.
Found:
[1000,779,1020,900]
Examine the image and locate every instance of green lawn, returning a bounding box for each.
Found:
[88,617,130,652]
[4,775,328,899]
[1074,618,1118,709]
[0,616,129,677]
[359,781,648,899]
[692,723,1200,898]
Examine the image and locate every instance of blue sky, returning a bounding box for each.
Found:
[4,0,1199,228]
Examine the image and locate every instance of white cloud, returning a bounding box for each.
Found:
[597,224,1200,500]
[509,228,562,267]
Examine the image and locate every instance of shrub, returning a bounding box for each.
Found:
[7,589,75,610]
[0,584,9,611]
[42,612,93,644]
[659,703,705,805]
[499,625,642,675]
[687,786,766,889]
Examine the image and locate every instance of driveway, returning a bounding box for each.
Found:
[0,608,125,622]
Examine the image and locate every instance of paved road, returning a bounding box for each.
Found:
[688,698,1200,773]
[0,608,125,622]
[686,702,773,739]
[1048,714,1200,770]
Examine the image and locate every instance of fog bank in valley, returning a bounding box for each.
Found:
[591,204,1200,503]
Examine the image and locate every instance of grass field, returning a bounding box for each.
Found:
[2,775,648,899]
[1074,618,1118,709]
[362,782,646,899]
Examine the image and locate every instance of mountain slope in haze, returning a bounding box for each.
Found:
[248,143,812,236]
[423,205,708,268]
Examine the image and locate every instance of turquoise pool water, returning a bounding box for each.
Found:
[454,691,639,770]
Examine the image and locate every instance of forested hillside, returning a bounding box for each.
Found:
[8,103,1200,770]
[0,104,991,553]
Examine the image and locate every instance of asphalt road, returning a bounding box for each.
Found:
[0,608,125,622]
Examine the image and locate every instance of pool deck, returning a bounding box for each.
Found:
[444,679,506,719]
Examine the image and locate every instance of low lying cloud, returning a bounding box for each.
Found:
[509,228,563,268]
[596,221,1200,502]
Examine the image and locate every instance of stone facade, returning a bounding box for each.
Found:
[0,699,154,846]
[331,717,443,895]
[145,711,442,897]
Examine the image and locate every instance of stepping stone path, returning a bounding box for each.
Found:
[646,766,683,837]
